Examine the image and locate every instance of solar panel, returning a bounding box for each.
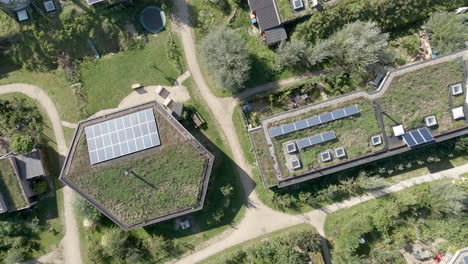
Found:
[411,130,424,144]
[331,109,346,119]
[344,105,359,116]
[297,138,311,149]
[319,112,333,123]
[306,116,320,127]
[402,133,417,147]
[402,128,434,148]
[321,131,336,141]
[85,108,161,165]
[419,128,434,142]
[269,127,283,137]
[309,135,323,145]
[282,123,296,134]
[294,120,308,130]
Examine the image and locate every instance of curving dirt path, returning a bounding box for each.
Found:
[0,84,82,264]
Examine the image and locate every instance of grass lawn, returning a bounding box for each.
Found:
[380,60,465,134]
[81,33,184,115]
[200,224,323,264]
[250,128,277,187]
[0,64,83,123]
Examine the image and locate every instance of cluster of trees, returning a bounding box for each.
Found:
[218,229,322,263]
[425,11,468,54]
[5,7,144,74]
[74,197,190,264]
[0,215,43,264]
[0,98,42,153]
[279,21,389,71]
[328,180,466,263]
[293,0,464,44]
[87,228,190,264]
[200,28,250,92]
[268,135,468,212]
[277,21,390,94]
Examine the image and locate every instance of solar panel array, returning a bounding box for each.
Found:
[402,128,434,148]
[269,105,359,138]
[85,108,161,165]
[296,131,336,150]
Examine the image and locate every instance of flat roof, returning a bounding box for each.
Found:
[60,101,215,230]
[251,48,468,188]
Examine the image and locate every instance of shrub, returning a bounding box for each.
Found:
[10,135,34,154]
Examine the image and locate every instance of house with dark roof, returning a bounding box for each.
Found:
[248,0,287,46]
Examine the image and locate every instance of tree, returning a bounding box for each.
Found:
[454,136,468,152]
[102,228,128,260]
[316,21,389,71]
[3,248,26,264]
[429,181,466,218]
[425,12,468,54]
[200,28,250,92]
[73,196,102,222]
[276,40,310,69]
[10,134,34,154]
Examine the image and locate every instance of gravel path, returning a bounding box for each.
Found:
[0,84,82,264]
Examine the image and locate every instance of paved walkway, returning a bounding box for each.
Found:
[0,84,82,264]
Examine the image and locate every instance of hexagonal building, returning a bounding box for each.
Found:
[60,101,214,230]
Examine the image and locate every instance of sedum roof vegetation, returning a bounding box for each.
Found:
[64,105,211,228]
[380,60,465,134]
[0,159,28,211]
[254,57,466,186]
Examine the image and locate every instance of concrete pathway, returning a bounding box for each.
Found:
[0,84,82,264]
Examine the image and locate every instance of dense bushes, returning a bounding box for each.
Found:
[326,180,467,263]
[294,0,464,43]
[200,27,250,92]
[425,11,468,54]
[218,229,322,263]
[0,215,42,263]
[0,98,43,152]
